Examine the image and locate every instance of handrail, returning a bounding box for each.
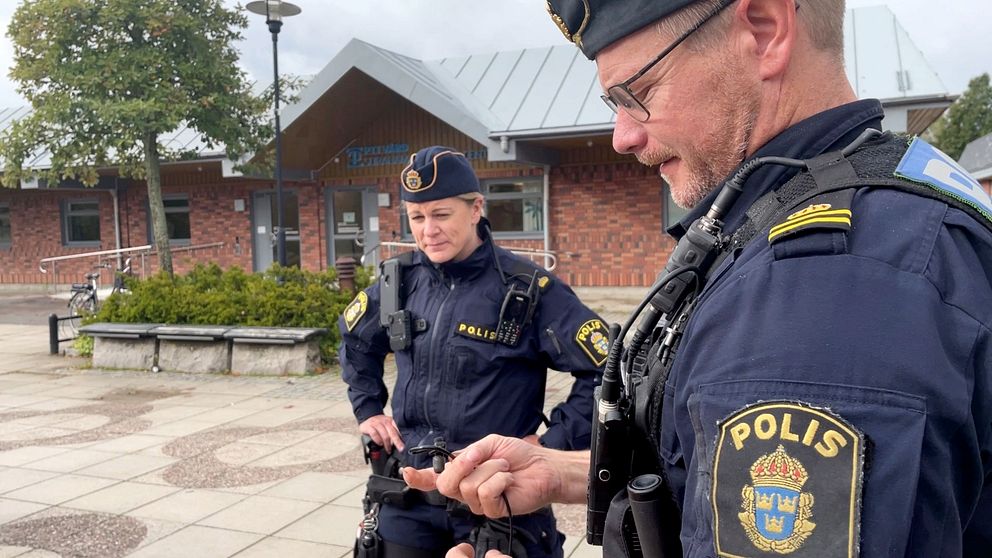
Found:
[39,245,153,273]
[362,241,560,272]
[39,242,228,280]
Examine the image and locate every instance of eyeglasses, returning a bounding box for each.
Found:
[600,0,738,122]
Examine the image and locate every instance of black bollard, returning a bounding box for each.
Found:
[49,313,59,355]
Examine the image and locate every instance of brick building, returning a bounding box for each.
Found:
[0,6,956,287]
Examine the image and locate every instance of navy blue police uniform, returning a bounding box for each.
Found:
[340,146,607,557]
[545,1,992,556]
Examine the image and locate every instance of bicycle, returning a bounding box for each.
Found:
[63,258,132,337]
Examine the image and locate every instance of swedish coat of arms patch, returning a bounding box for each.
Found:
[712,401,864,558]
[574,318,609,366]
[343,291,368,332]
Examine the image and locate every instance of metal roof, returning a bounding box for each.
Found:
[960,133,992,181]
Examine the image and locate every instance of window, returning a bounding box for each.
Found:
[0,203,10,248]
[148,195,191,244]
[398,178,545,239]
[663,181,689,232]
[483,179,544,237]
[62,199,101,245]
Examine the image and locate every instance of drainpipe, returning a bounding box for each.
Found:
[111,178,123,269]
[543,165,550,269]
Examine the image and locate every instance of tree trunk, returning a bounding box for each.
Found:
[143,132,173,276]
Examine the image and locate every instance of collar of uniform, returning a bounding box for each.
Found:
[667,99,885,239]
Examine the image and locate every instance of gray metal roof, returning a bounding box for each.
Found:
[960,133,992,181]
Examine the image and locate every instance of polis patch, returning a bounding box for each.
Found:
[455,322,496,343]
[711,401,864,558]
[343,292,368,332]
[575,319,609,366]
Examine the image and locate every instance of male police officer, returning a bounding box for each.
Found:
[406,1,992,556]
[341,146,607,557]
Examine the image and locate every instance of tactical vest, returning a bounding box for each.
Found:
[604,133,992,557]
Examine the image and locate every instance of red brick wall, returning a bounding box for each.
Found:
[0,161,678,288]
[548,163,674,286]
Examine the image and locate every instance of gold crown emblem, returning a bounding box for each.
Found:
[749,445,809,492]
[764,515,786,534]
[404,169,423,191]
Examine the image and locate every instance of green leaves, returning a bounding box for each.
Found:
[0,0,271,186]
[95,263,374,366]
[932,73,992,161]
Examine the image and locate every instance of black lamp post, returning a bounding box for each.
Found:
[246,0,301,267]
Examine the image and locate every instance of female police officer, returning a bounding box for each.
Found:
[340,146,607,557]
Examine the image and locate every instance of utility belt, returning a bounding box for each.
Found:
[365,473,449,508]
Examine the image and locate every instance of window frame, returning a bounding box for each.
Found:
[0,202,10,249]
[61,198,102,247]
[662,181,689,232]
[146,194,192,245]
[397,177,546,241]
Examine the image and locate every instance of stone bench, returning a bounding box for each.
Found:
[79,323,162,371]
[151,325,232,374]
[80,323,328,376]
[224,327,328,376]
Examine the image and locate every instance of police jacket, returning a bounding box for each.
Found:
[340,229,606,468]
[658,100,992,557]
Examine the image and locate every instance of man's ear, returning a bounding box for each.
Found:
[733,0,797,80]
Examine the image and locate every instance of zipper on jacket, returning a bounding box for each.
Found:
[423,273,455,434]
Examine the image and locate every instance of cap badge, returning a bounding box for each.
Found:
[545,0,590,46]
[404,169,423,191]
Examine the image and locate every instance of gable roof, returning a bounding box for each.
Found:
[960,133,992,181]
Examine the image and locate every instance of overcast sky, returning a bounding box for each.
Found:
[0,0,988,109]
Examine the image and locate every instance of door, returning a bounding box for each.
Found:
[327,188,380,268]
[252,190,301,271]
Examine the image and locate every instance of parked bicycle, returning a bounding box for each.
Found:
[63,258,132,337]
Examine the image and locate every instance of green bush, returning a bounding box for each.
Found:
[92,263,372,365]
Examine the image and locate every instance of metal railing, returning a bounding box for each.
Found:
[361,241,561,272]
[39,242,226,282]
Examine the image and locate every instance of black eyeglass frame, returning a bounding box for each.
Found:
[600,0,738,122]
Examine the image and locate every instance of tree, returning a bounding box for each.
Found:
[932,73,992,161]
[0,0,272,276]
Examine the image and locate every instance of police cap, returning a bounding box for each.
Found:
[400,146,481,203]
[546,0,700,59]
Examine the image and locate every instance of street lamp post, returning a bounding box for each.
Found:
[246,0,301,268]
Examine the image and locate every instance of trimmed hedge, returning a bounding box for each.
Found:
[89,263,372,365]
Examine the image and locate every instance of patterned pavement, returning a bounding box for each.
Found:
[0,286,647,558]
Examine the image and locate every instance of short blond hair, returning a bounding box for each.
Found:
[658,0,845,61]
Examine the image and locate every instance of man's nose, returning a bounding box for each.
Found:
[612,110,647,155]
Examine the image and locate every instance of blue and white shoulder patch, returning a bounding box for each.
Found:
[711,401,864,558]
[895,137,992,223]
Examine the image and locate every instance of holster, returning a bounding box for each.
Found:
[366,474,415,509]
[470,518,534,558]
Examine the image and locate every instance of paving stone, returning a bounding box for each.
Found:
[233,537,349,558]
[274,503,360,546]
[3,474,118,505]
[196,495,321,535]
[0,469,60,497]
[73,453,177,480]
[0,499,48,526]
[261,472,367,503]
[127,525,263,558]
[0,447,69,468]
[63,482,180,514]
[20,449,118,473]
[129,489,246,524]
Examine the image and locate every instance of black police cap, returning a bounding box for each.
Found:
[400,146,481,203]
[546,0,698,59]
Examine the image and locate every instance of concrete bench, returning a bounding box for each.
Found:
[224,327,328,376]
[151,325,232,374]
[79,323,162,370]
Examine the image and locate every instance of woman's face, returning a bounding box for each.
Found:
[406,196,483,264]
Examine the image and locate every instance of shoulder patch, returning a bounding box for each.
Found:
[343,292,368,332]
[574,319,609,367]
[769,190,853,244]
[895,137,992,223]
[711,401,864,558]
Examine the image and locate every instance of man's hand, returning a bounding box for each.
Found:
[446,544,507,558]
[403,433,588,518]
[359,414,404,452]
